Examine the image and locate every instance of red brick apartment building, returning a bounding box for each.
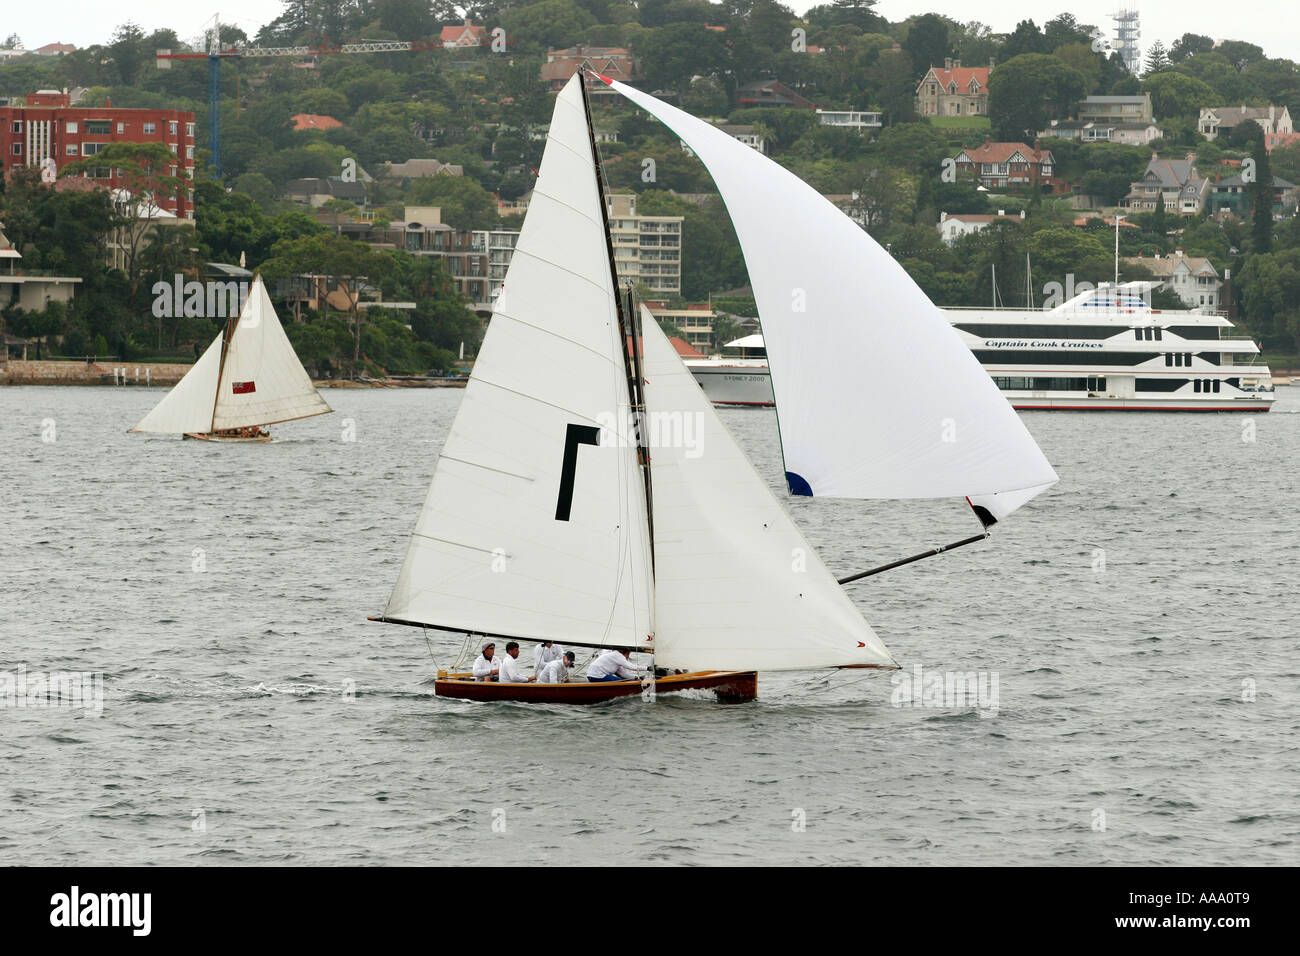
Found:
[0,90,196,218]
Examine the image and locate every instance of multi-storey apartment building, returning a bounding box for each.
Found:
[646,302,715,351]
[1078,94,1154,125]
[0,89,196,218]
[605,194,682,295]
[472,228,520,307]
[380,206,489,304]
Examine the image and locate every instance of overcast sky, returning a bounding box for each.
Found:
[5,2,1297,63]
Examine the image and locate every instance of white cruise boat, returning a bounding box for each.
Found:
[943,283,1275,412]
[685,333,774,405]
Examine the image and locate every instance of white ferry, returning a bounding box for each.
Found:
[685,333,774,406]
[943,283,1275,412]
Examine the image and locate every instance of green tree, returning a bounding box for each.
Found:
[1248,128,1273,252]
[259,232,396,364]
[1169,34,1214,63]
[988,54,1087,142]
[109,22,147,87]
[1143,40,1170,76]
[1141,71,1215,119]
[902,14,950,74]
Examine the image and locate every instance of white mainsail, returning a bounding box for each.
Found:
[599,76,1057,523]
[211,276,332,430]
[640,307,894,671]
[129,330,224,434]
[383,75,655,650]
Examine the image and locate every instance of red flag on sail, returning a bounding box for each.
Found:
[231,381,256,394]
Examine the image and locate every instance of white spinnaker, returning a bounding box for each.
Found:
[129,331,223,434]
[641,307,893,671]
[602,76,1058,520]
[384,75,654,649]
[212,276,332,430]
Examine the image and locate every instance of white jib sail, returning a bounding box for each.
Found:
[640,307,893,671]
[601,76,1057,521]
[383,75,654,649]
[129,330,224,434]
[212,276,332,430]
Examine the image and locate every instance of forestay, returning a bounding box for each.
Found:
[640,307,893,671]
[600,76,1057,522]
[383,75,655,649]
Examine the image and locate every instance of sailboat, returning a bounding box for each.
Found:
[129,275,332,441]
[371,73,1058,704]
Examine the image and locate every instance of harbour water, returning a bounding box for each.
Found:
[1,385,1297,865]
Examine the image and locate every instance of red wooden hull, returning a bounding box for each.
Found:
[434,669,758,704]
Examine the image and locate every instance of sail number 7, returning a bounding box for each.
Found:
[555,424,601,521]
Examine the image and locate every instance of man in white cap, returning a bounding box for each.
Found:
[471,643,499,682]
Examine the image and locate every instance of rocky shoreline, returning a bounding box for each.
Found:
[0,359,467,388]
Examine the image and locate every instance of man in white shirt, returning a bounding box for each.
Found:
[471,643,499,681]
[538,651,576,684]
[586,648,646,683]
[534,641,563,674]
[498,641,536,683]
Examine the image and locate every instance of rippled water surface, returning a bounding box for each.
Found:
[1,384,1297,865]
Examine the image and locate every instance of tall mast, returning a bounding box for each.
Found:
[579,69,655,573]
[209,293,241,433]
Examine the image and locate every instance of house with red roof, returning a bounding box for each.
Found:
[441,20,488,49]
[35,42,76,57]
[954,137,1056,191]
[292,113,342,132]
[916,58,994,117]
[540,46,641,93]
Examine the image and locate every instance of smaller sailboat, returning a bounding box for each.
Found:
[129,275,332,441]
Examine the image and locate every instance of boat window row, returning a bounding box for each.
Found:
[974,350,1160,365]
[1136,378,1187,392]
[1165,325,1222,341]
[1134,327,1164,341]
[1192,379,1222,393]
[991,376,1106,391]
[1165,352,1193,366]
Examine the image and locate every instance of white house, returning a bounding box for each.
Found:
[1198,105,1293,141]
[816,109,882,132]
[1123,251,1222,310]
[938,210,1025,245]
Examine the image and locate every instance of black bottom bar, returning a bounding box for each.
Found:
[837,532,989,585]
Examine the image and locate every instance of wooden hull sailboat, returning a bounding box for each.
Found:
[373,73,1057,704]
[433,669,757,704]
[130,274,331,441]
[183,431,273,442]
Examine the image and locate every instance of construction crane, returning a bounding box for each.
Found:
[156,14,439,177]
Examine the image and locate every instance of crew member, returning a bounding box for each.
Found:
[498,641,536,683]
[538,651,576,684]
[471,643,499,681]
[586,648,646,683]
